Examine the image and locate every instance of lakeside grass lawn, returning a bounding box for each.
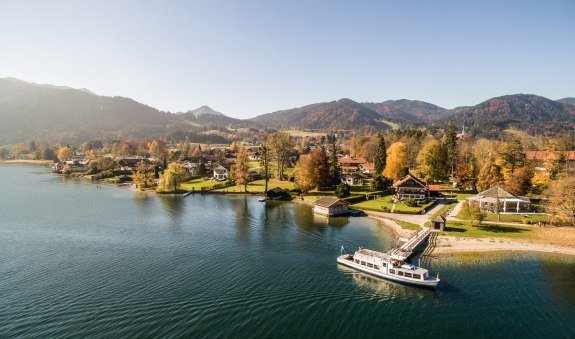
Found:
[397,221,420,231]
[350,196,433,214]
[213,179,296,193]
[441,221,535,239]
[455,210,549,224]
[180,178,220,191]
[483,213,549,223]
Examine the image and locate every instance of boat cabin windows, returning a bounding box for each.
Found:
[413,274,421,280]
[382,263,387,267]
[374,265,380,270]
[354,259,360,264]
[398,271,404,276]
[404,273,412,278]
[389,269,395,274]
[367,263,373,268]
[361,261,366,266]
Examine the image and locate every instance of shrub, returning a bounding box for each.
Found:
[335,183,351,198]
[404,198,418,207]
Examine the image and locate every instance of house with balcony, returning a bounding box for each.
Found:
[392,173,428,201]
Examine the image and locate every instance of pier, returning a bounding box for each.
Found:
[388,227,431,262]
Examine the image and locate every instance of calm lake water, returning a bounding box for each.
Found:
[1,164,574,338]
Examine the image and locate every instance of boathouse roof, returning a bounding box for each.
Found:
[314,197,348,208]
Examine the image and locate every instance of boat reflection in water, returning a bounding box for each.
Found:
[337,264,439,301]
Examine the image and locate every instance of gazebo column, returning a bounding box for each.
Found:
[503,200,507,212]
[516,202,520,213]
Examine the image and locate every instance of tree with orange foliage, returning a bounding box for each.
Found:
[383,142,408,180]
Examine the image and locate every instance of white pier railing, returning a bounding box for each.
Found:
[388,227,431,261]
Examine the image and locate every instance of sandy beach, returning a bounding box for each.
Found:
[368,216,415,239]
[432,225,575,256]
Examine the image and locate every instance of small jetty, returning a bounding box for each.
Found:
[388,227,432,261]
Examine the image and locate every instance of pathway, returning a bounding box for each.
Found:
[365,202,449,228]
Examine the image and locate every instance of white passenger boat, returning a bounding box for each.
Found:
[337,247,440,288]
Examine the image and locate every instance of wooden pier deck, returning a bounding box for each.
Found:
[388,227,431,262]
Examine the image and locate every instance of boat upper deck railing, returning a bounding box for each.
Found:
[356,248,388,259]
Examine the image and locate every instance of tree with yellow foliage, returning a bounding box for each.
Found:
[546,176,575,226]
[232,148,251,192]
[383,142,408,180]
[57,146,72,162]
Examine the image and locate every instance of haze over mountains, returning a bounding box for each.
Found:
[0,77,574,144]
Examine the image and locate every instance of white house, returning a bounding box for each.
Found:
[213,165,229,181]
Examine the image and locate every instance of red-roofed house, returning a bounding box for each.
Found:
[338,157,367,174]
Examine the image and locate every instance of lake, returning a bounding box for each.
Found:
[1,164,574,338]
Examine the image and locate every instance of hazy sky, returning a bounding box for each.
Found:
[1,0,573,118]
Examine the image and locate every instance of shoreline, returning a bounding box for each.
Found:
[432,235,575,257]
[366,215,415,239]
[0,159,53,166]
[5,163,575,258]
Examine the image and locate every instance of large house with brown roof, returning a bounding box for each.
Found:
[393,173,429,201]
[338,156,367,174]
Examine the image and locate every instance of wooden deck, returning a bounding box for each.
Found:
[388,227,431,261]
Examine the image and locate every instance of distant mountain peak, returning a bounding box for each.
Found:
[186,105,226,118]
[557,97,575,106]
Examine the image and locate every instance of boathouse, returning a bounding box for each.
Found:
[313,197,348,216]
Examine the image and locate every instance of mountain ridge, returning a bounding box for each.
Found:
[0,77,573,143]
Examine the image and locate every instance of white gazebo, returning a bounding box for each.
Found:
[466,186,531,213]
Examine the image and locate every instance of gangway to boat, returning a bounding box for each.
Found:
[388,227,431,261]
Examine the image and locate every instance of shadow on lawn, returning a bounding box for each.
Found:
[444,226,467,233]
[475,225,530,234]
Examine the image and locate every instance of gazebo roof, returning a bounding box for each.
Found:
[468,186,531,203]
[477,186,516,199]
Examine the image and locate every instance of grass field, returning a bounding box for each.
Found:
[350,196,433,214]
[397,221,420,231]
[180,178,221,191]
[283,130,326,137]
[213,179,296,193]
[380,119,400,130]
[482,213,549,223]
[441,221,535,239]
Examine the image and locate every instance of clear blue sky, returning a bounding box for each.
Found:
[1,0,573,118]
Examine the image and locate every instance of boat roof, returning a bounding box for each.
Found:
[356,248,389,259]
[355,248,429,274]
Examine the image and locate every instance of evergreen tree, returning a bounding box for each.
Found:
[444,123,458,177]
[42,147,56,161]
[374,133,387,175]
[197,158,206,177]
[328,136,341,186]
[335,183,350,198]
